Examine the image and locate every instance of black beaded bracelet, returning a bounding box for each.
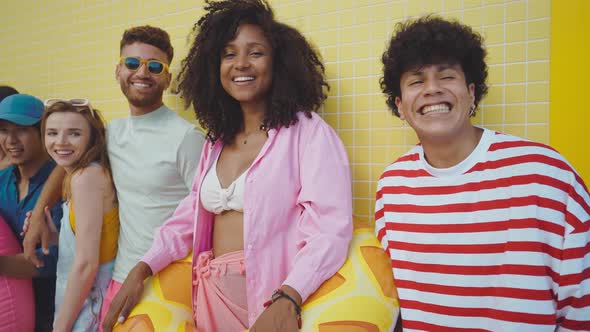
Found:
[263,289,302,328]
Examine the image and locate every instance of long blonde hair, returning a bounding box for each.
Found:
[41,101,114,200]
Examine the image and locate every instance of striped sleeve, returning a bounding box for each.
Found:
[375,167,387,249]
[557,173,590,331]
[375,150,424,257]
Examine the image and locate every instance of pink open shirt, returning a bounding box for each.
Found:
[142,112,353,326]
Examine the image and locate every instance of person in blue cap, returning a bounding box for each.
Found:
[0,86,19,170]
[0,93,62,331]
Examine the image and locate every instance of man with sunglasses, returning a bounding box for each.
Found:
[0,94,63,331]
[23,26,205,328]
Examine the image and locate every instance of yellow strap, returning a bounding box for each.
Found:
[69,202,119,264]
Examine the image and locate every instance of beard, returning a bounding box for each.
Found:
[120,81,165,109]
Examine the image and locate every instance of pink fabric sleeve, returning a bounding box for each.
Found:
[140,191,198,274]
[282,118,353,302]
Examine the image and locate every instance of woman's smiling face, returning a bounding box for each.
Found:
[44,112,91,173]
[220,23,273,108]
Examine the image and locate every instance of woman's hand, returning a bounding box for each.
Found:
[102,262,153,332]
[250,286,302,332]
[22,206,58,267]
[21,207,58,243]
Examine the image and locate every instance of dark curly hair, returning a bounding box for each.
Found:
[176,0,328,144]
[0,86,18,102]
[380,16,488,117]
[120,25,174,63]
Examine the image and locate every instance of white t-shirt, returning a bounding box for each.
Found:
[107,105,205,282]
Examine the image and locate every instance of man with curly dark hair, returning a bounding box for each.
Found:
[375,16,590,331]
[104,1,352,332]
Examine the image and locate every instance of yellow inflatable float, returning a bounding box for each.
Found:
[114,220,399,332]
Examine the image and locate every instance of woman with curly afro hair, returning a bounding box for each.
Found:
[110,1,353,331]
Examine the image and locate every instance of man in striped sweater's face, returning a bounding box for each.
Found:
[395,62,476,147]
[381,17,488,167]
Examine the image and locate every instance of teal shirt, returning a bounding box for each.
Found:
[0,159,63,330]
[0,160,62,276]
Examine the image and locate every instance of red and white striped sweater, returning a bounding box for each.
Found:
[375,128,590,332]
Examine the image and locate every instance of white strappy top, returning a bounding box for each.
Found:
[200,155,248,214]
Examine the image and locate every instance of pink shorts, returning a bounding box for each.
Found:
[193,250,248,332]
[98,279,123,332]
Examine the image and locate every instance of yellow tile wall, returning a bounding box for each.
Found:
[0,0,552,222]
[549,1,590,182]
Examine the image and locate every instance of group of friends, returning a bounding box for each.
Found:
[0,0,588,331]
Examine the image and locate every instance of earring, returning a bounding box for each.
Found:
[469,104,476,117]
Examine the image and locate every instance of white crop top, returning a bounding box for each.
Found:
[200,155,248,214]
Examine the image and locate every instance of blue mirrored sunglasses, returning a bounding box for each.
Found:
[119,56,169,75]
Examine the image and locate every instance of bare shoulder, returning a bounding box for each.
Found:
[70,165,109,189]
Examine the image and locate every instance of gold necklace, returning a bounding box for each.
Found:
[242,123,268,145]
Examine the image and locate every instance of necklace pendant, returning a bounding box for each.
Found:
[243,139,247,145]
